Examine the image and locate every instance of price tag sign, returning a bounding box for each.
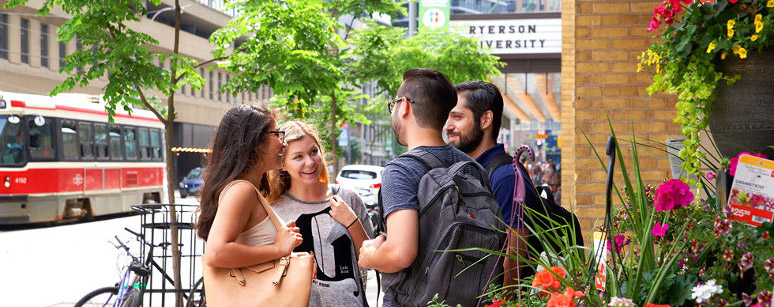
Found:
[592,231,608,291]
[728,155,774,226]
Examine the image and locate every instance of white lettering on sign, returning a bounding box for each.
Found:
[449,18,561,55]
[14,177,27,184]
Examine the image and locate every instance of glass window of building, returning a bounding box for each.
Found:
[58,40,66,68]
[0,14,8,60]
[40,24,49,68]
[209,71,213,100]
[20,18,29,64]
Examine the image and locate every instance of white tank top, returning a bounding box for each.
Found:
[219,180,278,246]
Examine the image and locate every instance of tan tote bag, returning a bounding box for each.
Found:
[203,182,314,307]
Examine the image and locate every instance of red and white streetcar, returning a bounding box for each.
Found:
[0,91,166,225]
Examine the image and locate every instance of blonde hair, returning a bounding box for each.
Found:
[266,120,330,202]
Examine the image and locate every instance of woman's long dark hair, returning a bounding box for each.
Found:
[195,104,275,240]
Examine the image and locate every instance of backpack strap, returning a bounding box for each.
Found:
[400,148,445,169]
[485,153,514,181]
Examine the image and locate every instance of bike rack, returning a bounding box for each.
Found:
[132,203,205,307]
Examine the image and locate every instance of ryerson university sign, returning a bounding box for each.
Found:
[449,18,561,55]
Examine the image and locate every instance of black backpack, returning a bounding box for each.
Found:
[378,149,505,307]
[485,153,584,260]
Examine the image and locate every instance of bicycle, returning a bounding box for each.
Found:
[74,228,159,307]
[185,276,206,307]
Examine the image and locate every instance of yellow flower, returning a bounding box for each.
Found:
[637,63,643,72]
[752,35,759,41]
[728,29,735,37]
[755,14,762,23]
[769,0,774,7]
[707,42,717,53]
[739,47,747,59]
[727,20,736,38]
[732,45,741,54]
[755,21,764,33]
[721,53,727,60]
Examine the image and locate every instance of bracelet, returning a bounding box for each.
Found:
[346,218,358,229]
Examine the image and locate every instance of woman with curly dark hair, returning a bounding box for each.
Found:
[196,104,302,269]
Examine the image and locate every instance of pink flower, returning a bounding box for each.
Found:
[654,179,694,211]
[607,235,631,254]
[730,152,768,176]
[652,222,669,237]
[705,172,716,181]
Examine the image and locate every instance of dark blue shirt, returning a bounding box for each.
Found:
[476,144,540,228]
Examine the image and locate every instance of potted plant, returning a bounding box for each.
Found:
[639,0,774,182]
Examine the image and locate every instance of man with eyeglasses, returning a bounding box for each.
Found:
[358,68,491,307]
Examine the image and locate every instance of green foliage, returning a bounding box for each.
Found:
[639,0,774,181]
[348,25,504,98]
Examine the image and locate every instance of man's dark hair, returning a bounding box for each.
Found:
[397,68,457,129]
[454,81,503,142]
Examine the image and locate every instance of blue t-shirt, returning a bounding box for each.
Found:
[379,144,480,307]
[476,144,540,228]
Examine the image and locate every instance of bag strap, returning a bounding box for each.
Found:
[485,153,513,181]
[223,180,286,236]
[400,148,444,169]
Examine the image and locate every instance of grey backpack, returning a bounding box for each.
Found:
[380,149,505,307]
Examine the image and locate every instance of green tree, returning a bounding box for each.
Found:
[213,0,502,171]
[3,0,205,305]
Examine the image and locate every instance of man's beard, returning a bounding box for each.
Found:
[450,125,483,154]
[392,117,406,146]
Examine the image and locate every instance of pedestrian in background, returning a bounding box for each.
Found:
[195,105,304,277]
[267,120,373,307]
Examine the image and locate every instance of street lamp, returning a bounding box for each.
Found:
[145,4,194,33]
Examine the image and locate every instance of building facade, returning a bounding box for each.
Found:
[0,0,274,184]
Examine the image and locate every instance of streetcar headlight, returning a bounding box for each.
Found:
[3,181,9,188]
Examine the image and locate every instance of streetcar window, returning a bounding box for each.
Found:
[78,122,94,159]
[27,116,54,160]
[1,115,26,165]
[138,128,150,160]
[150,129,162,160]
[61,120,78,160]
[94,124,108,159]
[124,127,137,159]
[109,126,122,160]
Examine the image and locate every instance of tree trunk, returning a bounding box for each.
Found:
[168,2,183,306]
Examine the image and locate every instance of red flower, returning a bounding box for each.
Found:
[485,298,506,307]
[645,304,671,307]
[532,267,566,292]
[547,292,576,307]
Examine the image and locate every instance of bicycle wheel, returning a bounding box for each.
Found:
[74,286,119,307]
[186,277,206,307]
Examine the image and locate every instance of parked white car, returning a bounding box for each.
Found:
[335,164,384,207]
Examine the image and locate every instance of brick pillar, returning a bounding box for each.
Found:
[562,0,683,236]
[8,14,21,64]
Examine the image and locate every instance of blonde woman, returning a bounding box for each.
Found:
[267,120,374,307]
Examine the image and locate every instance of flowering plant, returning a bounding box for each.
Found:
[638,0,774,179]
